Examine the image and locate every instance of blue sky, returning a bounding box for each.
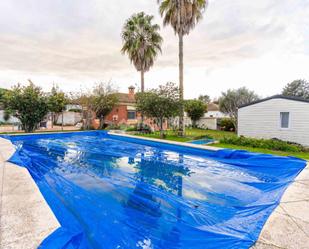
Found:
[0,0,308,99]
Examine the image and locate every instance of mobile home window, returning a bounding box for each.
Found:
[280,112,289,128]
[127,111,136,120]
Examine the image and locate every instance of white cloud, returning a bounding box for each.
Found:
[0,0,308,99]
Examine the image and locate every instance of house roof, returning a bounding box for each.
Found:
[239,95,309,109]
[116,93,136,104]
[207,102,220,111]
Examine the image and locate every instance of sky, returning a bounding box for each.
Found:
[0,0,308,99]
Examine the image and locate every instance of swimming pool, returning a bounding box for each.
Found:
[4,131,306,249]
[187,138,214,145]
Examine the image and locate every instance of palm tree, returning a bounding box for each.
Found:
[121,12,163,92]
[158,0,208,136]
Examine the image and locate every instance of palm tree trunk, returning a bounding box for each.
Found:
[141,69,145,92]
[141,69,145,124]
[178,32,185,136]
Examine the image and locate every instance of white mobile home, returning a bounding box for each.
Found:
[238,95,309,147]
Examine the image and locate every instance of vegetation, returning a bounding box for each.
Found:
[198,94,211,103]
[4,83,48,132]
[185,99,207,127]
[92,83,118,129]
[135,128,236,142]
[47,86,67,128]
[282,79,309,100]
[219,87,259,130]
[219,118,235,131]
[220,136,307,153]
[136,82,181,138]
[158,0,208,136]
[68,108,82,113]
[0,88,9,107]
[135,128,309,160]
[121,12,163,92]
[213,144,309,160]
[72,83,118,129]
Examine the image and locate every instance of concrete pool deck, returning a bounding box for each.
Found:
[0,137,60,249]
[0,133,308,248]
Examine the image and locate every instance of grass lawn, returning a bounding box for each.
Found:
[134,128,309,160]
[134,128,236,142]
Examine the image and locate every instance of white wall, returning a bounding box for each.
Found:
[56,111,82,126]
[238,98,309,146]
[171,116,217,130]
[0,110,19,123]
[196,118,217,130]
[204,111,227,119]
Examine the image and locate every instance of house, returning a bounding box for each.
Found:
[105,86,140,125]
[238,95,309,147]
[204,103,227,118]
[171,103,228,130]
[196,102,228,130]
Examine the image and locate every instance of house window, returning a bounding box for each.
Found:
[280,112,289,128]
[127,111,136,120]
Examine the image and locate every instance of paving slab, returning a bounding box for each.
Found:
[0,138,60,249]
[252,162,309,249]
[255,210,309,249]
[279,200,309,223]
[280,181,309,202]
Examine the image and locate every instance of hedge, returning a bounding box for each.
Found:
[220,136,306,152]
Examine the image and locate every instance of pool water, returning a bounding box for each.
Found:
[6,131,306,249]
[188,138,214,145]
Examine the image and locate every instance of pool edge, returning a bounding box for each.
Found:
[0,133,308,249]
[108,132,222,152]
[251,162,309,248]
[0,137,60,249]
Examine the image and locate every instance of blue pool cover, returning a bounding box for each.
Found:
[3,131,306,249]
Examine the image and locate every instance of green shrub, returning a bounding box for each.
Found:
[220,136,304,152]
[68,108,82,113]
[125,125,138,132]
[219,118,235,131]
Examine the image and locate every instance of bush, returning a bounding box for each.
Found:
[125,125,138,132]
[136,123,152,133]
[220,136,304,152]
[68,108,82,113]
[219,118,235,131]
[4,83,48,132]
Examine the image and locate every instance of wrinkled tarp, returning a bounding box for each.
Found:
[3,131,306,249]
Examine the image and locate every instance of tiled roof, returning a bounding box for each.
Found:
[116,93,136,104]
[207,102,219,111]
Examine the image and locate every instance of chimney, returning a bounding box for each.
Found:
[128,85,135,98]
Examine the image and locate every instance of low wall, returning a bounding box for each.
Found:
[56,111,82,126]
[196,118,217,130]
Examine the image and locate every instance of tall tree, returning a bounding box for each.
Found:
[92,83,118,129]
[136,82,181,138]
[121,12,163,92]
[4,83,48,133]
[198,94,211,104]
[47,86,67,128]
[282,79,309,100]
[158,0,208,135]
[185,99,207,127]
[219,87,259,130]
